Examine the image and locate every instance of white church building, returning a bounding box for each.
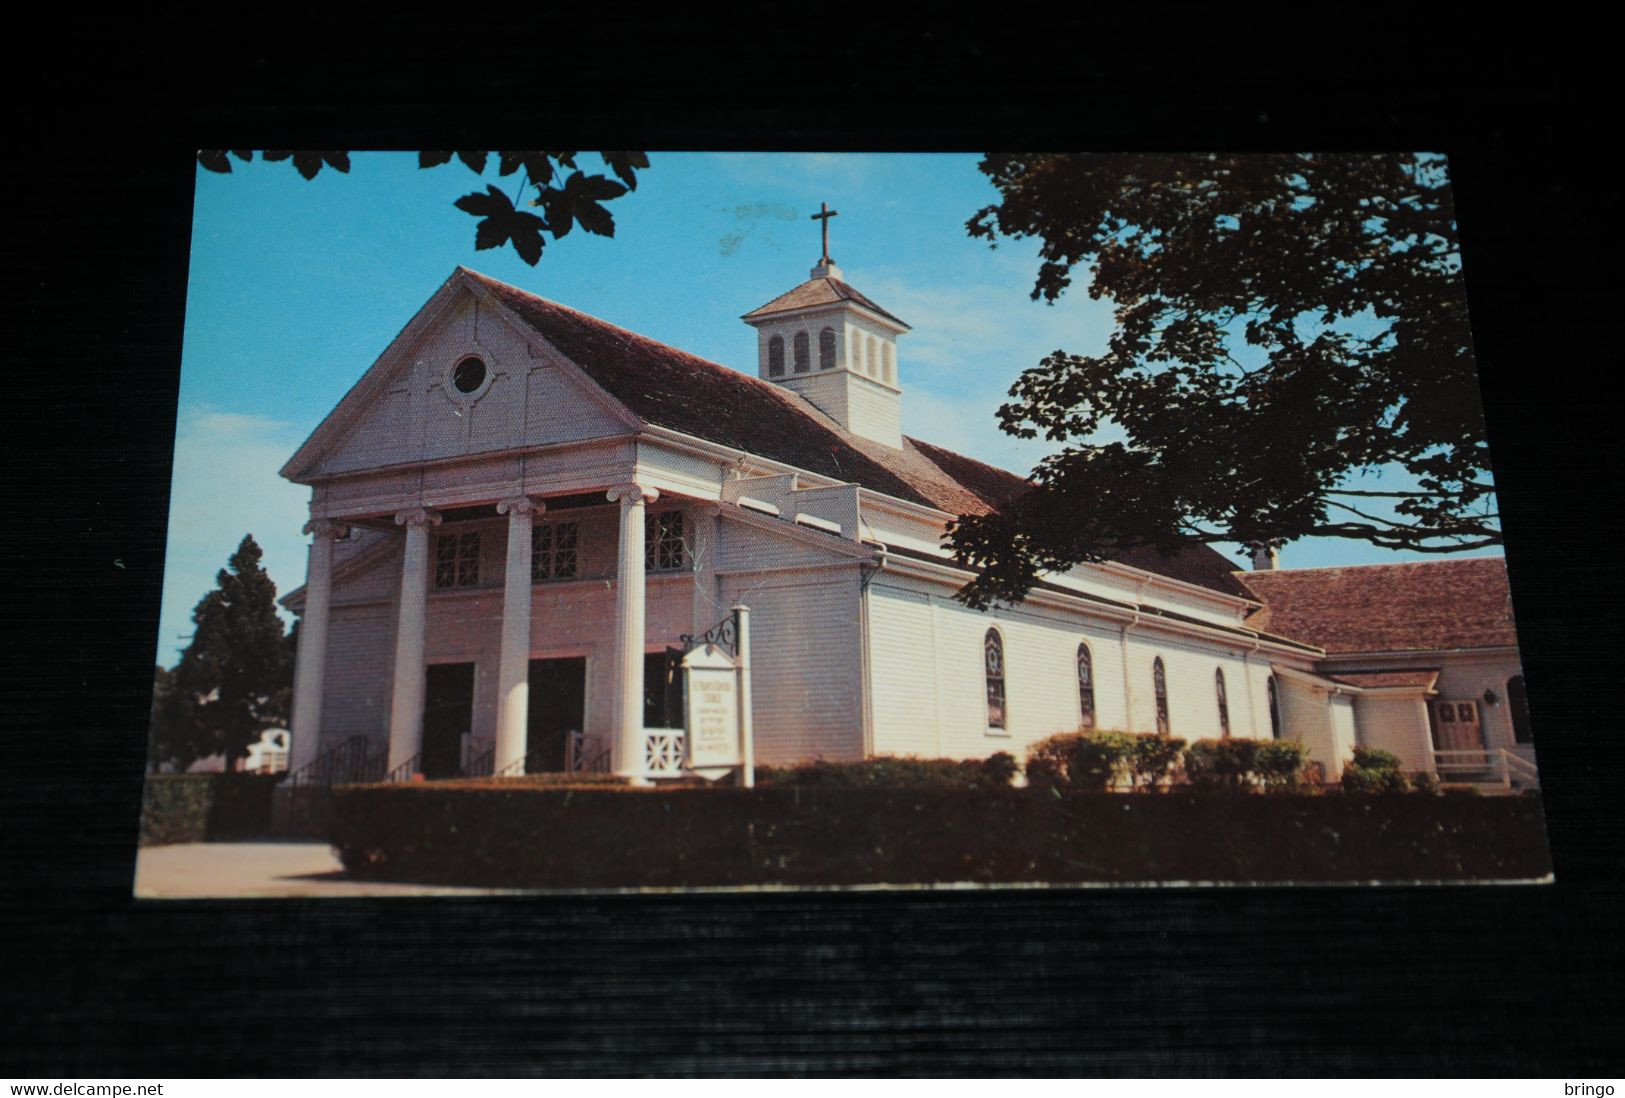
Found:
[278,249,1537,790]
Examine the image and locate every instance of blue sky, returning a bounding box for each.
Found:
[157,152,1494,665]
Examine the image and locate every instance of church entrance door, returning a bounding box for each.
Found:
[422,662,475,779]
[528,657,587,773]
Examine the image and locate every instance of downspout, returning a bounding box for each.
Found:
[1240,633,1262,739]
[1118,579,1152,730]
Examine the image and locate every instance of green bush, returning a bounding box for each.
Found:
[140,772,283,846]
[1254,740,1310,790]
[1183,738,1259,791]
[756,754,1017,791]
[1026,731,1137,792]
[1341,746,1410,794]
[326,783,1553,888]
[1410,770,1442,795]
[1129,734,1187,791]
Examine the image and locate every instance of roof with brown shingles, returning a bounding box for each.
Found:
[1234,558,1518,654]
[466,269,1252,600]
[1324,669,1442,690]
[740,276,910,328]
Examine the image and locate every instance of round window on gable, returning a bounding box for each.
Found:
[452,355,487,394]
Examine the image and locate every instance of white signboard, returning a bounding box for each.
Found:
[683,644,741,770]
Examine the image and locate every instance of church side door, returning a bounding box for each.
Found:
[1430,698,1485,752]
[527,657,587,772]
[422,662,476,779]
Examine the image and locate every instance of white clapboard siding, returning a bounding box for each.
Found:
[1329,695,1359,773]
[722,571,864,764]
[317,605,394,754]
[1355,695,1433,772]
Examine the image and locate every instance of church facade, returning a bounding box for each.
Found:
[279,260,1536,790]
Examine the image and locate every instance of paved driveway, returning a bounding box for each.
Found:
[133,842,509,898]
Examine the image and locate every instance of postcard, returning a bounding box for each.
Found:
[135,151,1550,896]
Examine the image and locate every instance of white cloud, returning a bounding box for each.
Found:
[874,258,1124,475]
[153,407,312,666]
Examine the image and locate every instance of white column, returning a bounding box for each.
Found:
[387,506,441,775]
[734,604,754,788]
[495,495,539,776]
[607,482,658,778]
[288,517,349,774]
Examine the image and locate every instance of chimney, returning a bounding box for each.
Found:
[1250,544,1280,570]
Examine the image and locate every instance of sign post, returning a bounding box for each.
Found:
[734,605,754,788]
[680,606,755,785]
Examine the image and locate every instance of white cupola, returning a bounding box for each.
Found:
[740,203,910,449]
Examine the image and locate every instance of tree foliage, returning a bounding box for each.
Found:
[161,535,293,771]
[949,153,1497,608]
[197,150,648,266]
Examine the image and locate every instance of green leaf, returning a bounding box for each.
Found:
[197,150,234,173]
[457,150,489,174]
[419,150,455,168]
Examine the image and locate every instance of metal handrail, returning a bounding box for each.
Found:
[461,742,495,778]
[284,734,378,788]
[385,754,421,784]
[575,742,612,773]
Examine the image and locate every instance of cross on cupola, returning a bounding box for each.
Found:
[741,202,913,449]
[811,201,838,265]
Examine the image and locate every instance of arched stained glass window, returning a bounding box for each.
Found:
[1215,668,1230,738]
[1152,656,1170,735]
[767,336,785,378]
[819,327,837,370]
[793,331,811,373]
[1077,643,1096,729]
[1267,676,1282,740]
[984,629,1006,730]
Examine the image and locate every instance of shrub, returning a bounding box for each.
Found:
[1129,734,1186,791]
[1341,746,1410,794]
[139,772,283,846]
[1183,738,1259,791]
[1254,740,1310,790]
[326,783,1553,888]
[1410,770,1442,795]
[981,751,1020,787]
[755,755,1016,791]
[1026,731,1137,792]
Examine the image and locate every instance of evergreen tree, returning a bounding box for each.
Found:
[147,664,203,772]
[169,535,292,772]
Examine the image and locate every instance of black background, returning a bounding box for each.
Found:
[3,14,1621,1077]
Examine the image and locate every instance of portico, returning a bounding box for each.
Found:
[287,477,682,783]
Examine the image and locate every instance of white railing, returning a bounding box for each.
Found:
[1431,748,1540,790]
[643,729,686,776]
[1502,749,1541,788]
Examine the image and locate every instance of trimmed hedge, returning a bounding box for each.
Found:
[140,773,283,846]
[328,784,1552,889]
[756,755,1017,790]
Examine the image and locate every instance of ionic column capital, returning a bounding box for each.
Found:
[606,482,659,505]
[394,507,443,529]
[497,495,543,518]
[302,517,352,540]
